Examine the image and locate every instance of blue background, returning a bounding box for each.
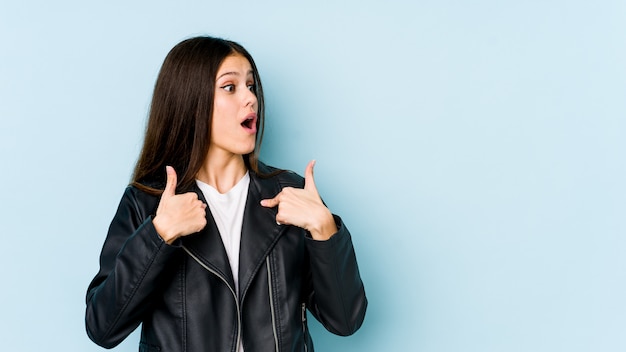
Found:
[1,1,625,351]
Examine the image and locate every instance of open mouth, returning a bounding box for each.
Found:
[241,114,257,132]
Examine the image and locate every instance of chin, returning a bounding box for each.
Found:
[238,145,256,156]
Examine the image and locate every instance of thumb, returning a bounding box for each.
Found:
[162,165,178,198]
[304,160,318,193]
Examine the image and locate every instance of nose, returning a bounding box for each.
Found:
[243,88,258,110]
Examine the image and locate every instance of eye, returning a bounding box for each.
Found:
[247,83,256,92]
[221,84,235,92]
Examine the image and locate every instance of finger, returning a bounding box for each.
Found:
[304,160,318,193]
[163,165,177,198]
[260,196,280,208]
[275,211,287,226]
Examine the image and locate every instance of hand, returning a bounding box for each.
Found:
[153,166,207,244]
[260,160,337,241]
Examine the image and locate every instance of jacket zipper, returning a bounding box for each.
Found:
[301,302,308,352]
[266,257,279,352]
[182,246,242,352]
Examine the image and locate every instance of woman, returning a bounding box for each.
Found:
[85,36,367,351]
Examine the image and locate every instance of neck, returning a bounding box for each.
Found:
[196,150,248,194]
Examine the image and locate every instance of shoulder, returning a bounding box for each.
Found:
[255,161,304,189]
[120,182,161,217]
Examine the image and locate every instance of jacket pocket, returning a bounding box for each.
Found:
[139,342,161,352]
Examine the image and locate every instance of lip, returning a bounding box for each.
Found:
[240,112,257,134]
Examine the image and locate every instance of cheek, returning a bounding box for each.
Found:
[211,102,229,127]
[213,97,237,119]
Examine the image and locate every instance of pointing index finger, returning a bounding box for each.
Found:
[260,196,279,208]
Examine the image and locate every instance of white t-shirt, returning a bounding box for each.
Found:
[195,172,250,295]
[196,173,250,352]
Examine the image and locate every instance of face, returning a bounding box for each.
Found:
[209,54,258,159]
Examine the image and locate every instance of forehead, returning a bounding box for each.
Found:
[216,54,253,77]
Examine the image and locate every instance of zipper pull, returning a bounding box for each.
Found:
[301,302,307,322]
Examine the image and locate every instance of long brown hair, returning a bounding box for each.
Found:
[131,36,268,195]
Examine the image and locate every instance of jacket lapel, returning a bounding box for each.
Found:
[180,184,235,289]
[238,171,284,300]
[180,173,284,298]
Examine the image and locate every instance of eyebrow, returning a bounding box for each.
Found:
[217,70,254,80]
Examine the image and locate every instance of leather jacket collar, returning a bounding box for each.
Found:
[181,168,287,300]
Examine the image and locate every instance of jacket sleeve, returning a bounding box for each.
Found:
[85,187,180,348]
[304,215,367,336]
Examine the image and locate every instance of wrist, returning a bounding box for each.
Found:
[153,216,178,244]
[308,211,337,241]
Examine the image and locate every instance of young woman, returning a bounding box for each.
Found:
[85,36,367,352]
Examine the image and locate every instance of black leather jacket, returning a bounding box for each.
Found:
[85,162,367,351]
